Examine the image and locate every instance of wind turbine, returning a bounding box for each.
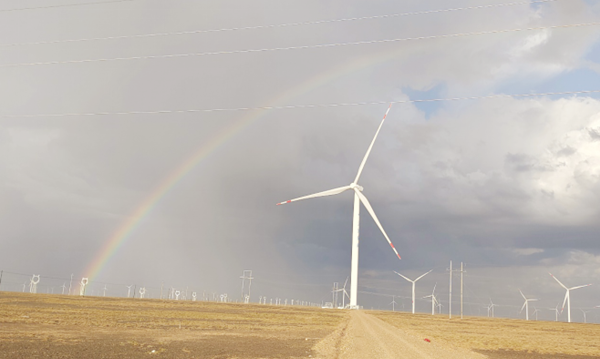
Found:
[277,104,401,308]
[422,283,438,315]
[488,298,497,318]
[551,304,560,321]
[334,277,350,308]
[580,309,590,323]
[532,307,541,321]
[549,273,592,323]
[519,290,538,321]
[395,269,433,314]
[390,295,398,312]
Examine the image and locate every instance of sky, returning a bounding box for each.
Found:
[1,0,600,321]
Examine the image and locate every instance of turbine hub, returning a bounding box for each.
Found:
[349,183,363,191]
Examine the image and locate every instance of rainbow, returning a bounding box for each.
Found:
[83,48,405,281]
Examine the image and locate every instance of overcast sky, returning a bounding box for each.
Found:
[1,0,600,320]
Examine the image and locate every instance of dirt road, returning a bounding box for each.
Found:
[316,311,486,359]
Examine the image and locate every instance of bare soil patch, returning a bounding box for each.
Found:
[0,292,346,358]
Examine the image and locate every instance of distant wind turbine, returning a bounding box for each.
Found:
[532,307,541,321]
[550,304,560,322]
[395,269,433,314]
[277,104,401,308]
[580,309,590,323]
[488,298,497,318]
[549,273,592,323]
[390,295,398,312]
[519,290,538,321]
[422,283,439,315]
[334,278,350,308]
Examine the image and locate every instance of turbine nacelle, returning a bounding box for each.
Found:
[349,183,363,192]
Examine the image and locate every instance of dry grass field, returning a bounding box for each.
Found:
[0,291,345,358]
[371,310,600,359]
[3,292,600,358]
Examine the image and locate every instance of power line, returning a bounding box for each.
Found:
[2,21,597,68]
[0,0,562,47]
[2,89,598,118]
[0,0,140,13]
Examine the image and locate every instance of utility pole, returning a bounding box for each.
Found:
[332,282,339,308]
[460,262,466,319]
[240,270,254,301]
[448,261,453,319]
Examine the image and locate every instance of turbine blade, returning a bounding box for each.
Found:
[519,289,527,300]
[355,189,401,259]
[569,284,592,290]
[394,271,413,283]
[561,291,569,313]
[415,270,433,282]
[432,283,437,295]
[549,272,568,290]
[353,104,392,184]
[520,301,526,313]
[343,277,349,290]
[276,185,351,205]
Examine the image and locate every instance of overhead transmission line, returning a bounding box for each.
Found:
[2,90,598,118]
[0,0,563,47]
[2,21,598,68]
[0,0,140,13]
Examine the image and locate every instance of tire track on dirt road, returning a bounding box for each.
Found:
[315,311,486,359]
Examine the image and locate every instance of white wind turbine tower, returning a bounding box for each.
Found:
[277,104,401,308]
[532,307,541,321]
[390,295,398,312]
[488,298,497,318]
[395,270,432,314]
[551,304,560,322]
[580,309,590,323]
[519,290,538,321]
[335,277,350,308]
[549,272,592,323]
[422,283,438,315]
